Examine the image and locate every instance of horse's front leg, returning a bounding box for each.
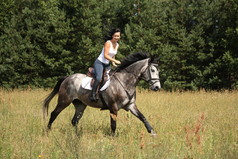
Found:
[128,104,156,136]
[109,103,118,134]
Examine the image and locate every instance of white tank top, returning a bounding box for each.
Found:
[97,40,118,64]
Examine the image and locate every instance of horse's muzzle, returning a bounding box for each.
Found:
[150,81,161,91]
[153,86,160,91]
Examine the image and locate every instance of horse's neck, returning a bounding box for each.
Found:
[112,59,149,97]
[125,59,149,78]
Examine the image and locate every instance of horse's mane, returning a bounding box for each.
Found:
[116,52,150,72]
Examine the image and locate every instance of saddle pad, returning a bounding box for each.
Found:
[81,76,110,91]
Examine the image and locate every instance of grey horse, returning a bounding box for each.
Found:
[43,52,161,135]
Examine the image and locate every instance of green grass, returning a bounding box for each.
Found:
[0,89,237,159]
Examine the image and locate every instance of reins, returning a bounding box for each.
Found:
[113,75,135,101]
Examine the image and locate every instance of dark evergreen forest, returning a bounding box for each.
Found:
[0,0,237,90]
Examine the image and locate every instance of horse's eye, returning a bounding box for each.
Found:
[151,69,155,72]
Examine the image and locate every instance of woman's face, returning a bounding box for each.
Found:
[112,32,121,42]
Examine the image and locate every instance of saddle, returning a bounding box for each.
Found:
[86,67,110,89]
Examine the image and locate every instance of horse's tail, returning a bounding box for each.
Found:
[43,76,67,119]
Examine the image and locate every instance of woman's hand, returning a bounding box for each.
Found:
[114,59,121,65]
[112,62,118,67]
[112,60,120,67]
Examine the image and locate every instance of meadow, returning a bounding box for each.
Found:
[0,89,237,159]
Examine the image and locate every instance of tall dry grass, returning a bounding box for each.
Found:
[0,89,237,159]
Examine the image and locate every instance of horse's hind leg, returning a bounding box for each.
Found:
[48,99,71,129]
[71,99,87,127]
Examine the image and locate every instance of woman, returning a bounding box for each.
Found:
[90,28,121,101]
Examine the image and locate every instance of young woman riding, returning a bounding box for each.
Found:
[90,28,121,101]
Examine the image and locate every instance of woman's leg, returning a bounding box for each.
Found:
[94,59,104,82]
[90,59,103,101]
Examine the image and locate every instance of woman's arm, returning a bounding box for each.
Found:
[104,41,121,64]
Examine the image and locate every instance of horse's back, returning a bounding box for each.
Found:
[59,73,86,98]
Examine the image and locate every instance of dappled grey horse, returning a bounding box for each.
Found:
[43,52,161,135]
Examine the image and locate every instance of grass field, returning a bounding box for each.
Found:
[0,89,237,159]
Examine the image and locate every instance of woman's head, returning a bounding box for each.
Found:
[105,28,121,41]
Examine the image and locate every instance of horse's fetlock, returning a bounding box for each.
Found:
[110,113,117,121]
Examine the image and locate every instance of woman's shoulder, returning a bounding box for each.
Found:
[104,40,113,45]
[104,40,111,48]
[105,40,111,44]
[104,40,119,48]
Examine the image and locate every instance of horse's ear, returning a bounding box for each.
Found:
[150,55,159,64]
[154,57,159,64]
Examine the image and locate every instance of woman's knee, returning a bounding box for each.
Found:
[96,76,102,82]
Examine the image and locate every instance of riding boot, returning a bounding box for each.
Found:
[90,80,100,102]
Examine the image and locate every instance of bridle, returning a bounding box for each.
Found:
[140,63,160,87]
[120,62,160,87]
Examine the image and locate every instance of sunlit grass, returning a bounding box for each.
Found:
[0,89,237,158]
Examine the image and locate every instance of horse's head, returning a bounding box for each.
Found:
[116,52,161,91]
[141,61,161,91]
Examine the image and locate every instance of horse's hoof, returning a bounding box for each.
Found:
[150,130,157,137]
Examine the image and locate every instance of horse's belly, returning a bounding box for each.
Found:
[77,87,104,109]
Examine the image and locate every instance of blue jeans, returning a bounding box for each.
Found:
[94,59,110,82]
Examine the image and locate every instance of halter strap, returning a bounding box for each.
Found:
[139,63,160,87]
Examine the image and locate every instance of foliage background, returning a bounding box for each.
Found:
[0,0,238,90]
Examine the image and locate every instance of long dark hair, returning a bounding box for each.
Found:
[104,28,121,41]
